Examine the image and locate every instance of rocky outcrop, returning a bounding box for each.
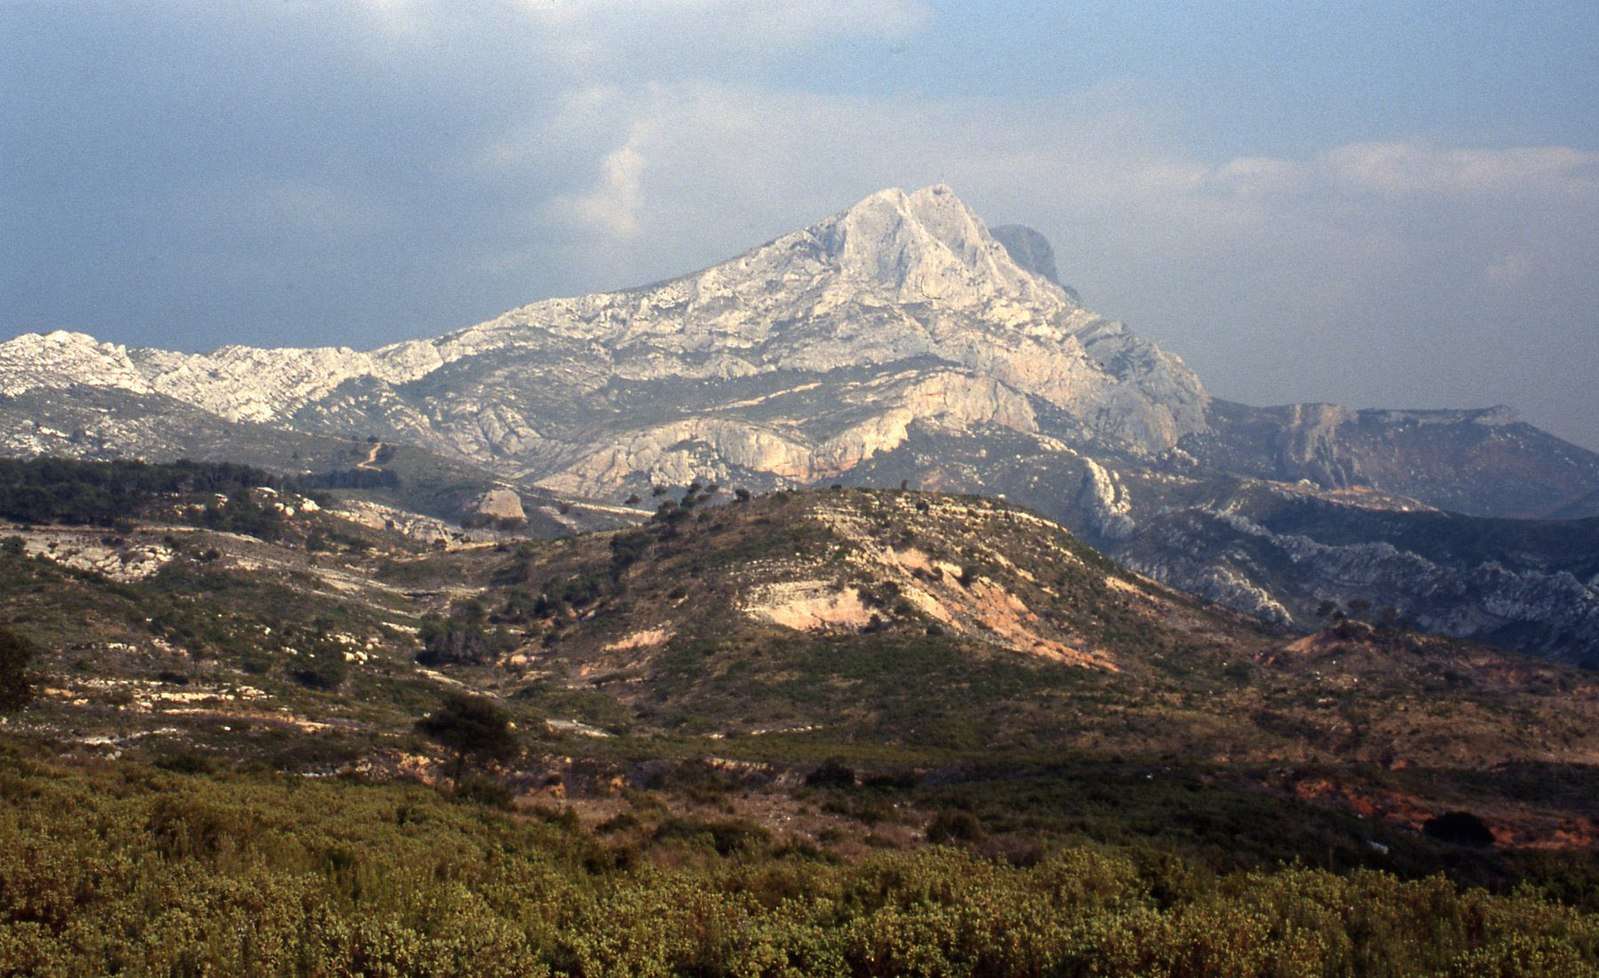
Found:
[1273,403,1361,487]
[1077,459,1135,540]
[1109,487,1599,664]
[472,488,527,525]
[0,331,157,397]
[1188,400,1599,520]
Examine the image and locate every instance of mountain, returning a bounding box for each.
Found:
[1189,400,1599,520]
[3,185,1598,657]
[0,186,1207,480]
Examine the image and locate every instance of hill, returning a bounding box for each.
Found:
[3,466,1597,859]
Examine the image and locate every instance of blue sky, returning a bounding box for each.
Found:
[2,0,1597,447]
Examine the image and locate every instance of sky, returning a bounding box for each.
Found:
[2,0,1597,449]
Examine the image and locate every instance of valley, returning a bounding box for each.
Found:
[4,189,1599,976]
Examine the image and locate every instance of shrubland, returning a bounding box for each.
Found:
[3,749,1598,978]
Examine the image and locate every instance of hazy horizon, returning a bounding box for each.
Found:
[3,1,1596,449]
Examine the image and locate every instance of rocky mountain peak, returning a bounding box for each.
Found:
[5,189,1599,669]
[808,185,1065,307]
[0,329,152,397]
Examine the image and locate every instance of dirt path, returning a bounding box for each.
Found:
[356,441,384,471]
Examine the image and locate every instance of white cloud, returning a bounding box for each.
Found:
[1210,156,1310,197]
[1324,142,1599,196]
[553,130,648,238]
[484,0,934,70]
[520,0,930,43]
[336,0,932,65]
[506,82,1599,281]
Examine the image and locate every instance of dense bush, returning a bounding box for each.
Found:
[0,457,283,527]
[199,489,285,541]
[806,758,858,789]
[607,530,651,581]
[300,467,402,490]
[4,755,1599,978]
[417,600,514,666]
[287,636,350,691]
[416,692,521,787]
[1425,811,1497,848]
[927,809,987,845]
[0,628,36,711]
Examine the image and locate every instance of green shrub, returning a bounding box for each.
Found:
[153,750,214,775]
[927,810,986,845]
[805,758,857,789]
[416,692,521,788]
[653,816,772,857]
[454,774,515,810]
[417,600,514,666]
[289,638,350,691]
[0,627,37,712]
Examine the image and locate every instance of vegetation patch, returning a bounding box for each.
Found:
[3,753,1599,977]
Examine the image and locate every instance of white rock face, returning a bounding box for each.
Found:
[332,499,456,545]
[1115,489,1599,659]
[0,331,156,397]
[8,526,175,582]
[1078,459,1136,540]
[0,185,1209,494]
[128,342,445,423]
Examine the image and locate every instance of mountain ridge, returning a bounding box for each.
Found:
[3,185,1598,657]
[0,184,1209,459]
